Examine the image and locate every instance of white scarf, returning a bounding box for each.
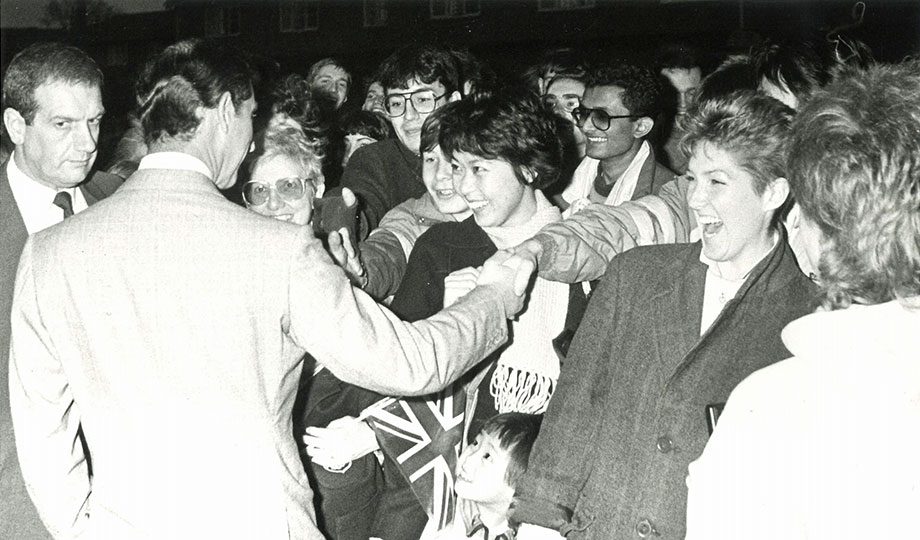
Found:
[481,191,568,414]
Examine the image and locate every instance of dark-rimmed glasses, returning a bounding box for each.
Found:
[242,177,312,206]
[384,89,447,118]
[572,106,642,131]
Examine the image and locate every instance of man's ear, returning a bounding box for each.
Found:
[633,116,654,139]
[3,108,26,145]
[762,177,791,213]
[447,90,462,103]
[217,91,235,132]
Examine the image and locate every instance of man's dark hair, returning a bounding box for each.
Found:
[752,40,826,105]
[696,55,759,105]
[478,413,542,489]
[585,63,663,118]
[656,41,703,71]
[438,87,563,191]
[135,39,253,145]
[377,44,460,95]
[340,109,390,142]
[2,42,103,124]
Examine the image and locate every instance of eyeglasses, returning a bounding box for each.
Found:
[571,106,642,131]
[384,89,447,118]
[542,94,581,114]
[242,177,313,206]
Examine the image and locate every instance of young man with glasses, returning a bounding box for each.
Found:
[560,63,674,216]
[340,44,462,239]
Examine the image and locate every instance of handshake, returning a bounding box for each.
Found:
[442,248,540,318]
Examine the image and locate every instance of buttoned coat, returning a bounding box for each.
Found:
[8,167,509,540]
[1,160,122,540]
[513,240,817,540]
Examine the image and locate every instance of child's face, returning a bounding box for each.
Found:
[455,431,516,507]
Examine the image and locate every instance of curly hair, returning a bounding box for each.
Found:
[268,74,333,160]
[437,88,563,191]
[787,60,920,310]
[751,40,826,107]
[135,40,253,146]
[3,42,103,124]
[584,62,663,118]
[249,123,324,187]
[340,109,390,141]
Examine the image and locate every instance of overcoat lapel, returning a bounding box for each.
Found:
[650,245,706,372]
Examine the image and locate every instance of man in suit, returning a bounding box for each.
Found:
[8,39,531,540]
[1,42,123,540]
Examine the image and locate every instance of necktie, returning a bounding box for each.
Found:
[53,191,74,219]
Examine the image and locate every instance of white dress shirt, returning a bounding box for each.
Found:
[7,152,89,234]
[137,151,213,177]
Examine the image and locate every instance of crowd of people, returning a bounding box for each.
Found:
[0,28,917,540]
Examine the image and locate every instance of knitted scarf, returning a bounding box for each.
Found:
[481,191,568,414]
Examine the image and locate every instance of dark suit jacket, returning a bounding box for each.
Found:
[513,240,818,540]
[0,159,122,540]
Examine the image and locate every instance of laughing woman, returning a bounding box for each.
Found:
[512,91,819,540]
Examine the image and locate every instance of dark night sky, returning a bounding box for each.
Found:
[1,0,166,28]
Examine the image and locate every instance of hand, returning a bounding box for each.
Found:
[476,251,536,318]
[303,416,380,470]
[328,227,368,288]
[511,239,544,288]
[443,267,481,308]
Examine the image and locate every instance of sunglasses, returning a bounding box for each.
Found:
[571,106,643,131]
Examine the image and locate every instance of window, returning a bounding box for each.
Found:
[537,0,595,11]
[204,5,241,36]
[364,0,388,27]
[430,0,480,19]
[279,0,318,32]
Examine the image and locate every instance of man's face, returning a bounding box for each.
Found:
[386,78,448,155]
[10,80,104,189]
[661,66,702,115]
[579,85,639,162]
[361,81,387,118]
[312,65,349,109]
[217,96,256,189]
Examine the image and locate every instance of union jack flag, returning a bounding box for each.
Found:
[363,386,466,531]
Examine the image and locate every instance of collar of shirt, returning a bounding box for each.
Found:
[590,139,651,203]
[466,514,516,540]
[138,152,213,179]
[6,151,88,234]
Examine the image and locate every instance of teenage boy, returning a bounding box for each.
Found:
[340,44,462,238]
[561,63,674,215]
[425,413,547,540]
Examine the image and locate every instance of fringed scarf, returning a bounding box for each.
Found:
[481,190,568,414]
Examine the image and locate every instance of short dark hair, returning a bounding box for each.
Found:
[438,88,563,191]
[340,109,390,142]
[752,41,825,106]
[696,55,759,105]
[478,413,542,489]
[420,102,452,155]
[656,41,702,71]
[584,63,663,118]
[680,90,793,196]
[2,42,103,124]
[377,44,460,95]
[135,39,253,145]
[788,60,920,310]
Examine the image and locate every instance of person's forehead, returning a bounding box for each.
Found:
[661,67,702,91]
[387,78,445,95]
[33,79,103,115]
[583,85,626,110]
[317,65,348,80]
[547,77,585,96]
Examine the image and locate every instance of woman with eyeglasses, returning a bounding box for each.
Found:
[512,91,818,540]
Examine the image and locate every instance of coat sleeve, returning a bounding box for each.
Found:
[360,229,409,301]
[8,238,92,538]
[340,144,392,238]
[512,258,625,534]
[287,228,508,397]
[535,175,693,283]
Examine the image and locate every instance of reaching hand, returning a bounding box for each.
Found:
[476,250,536,318]
[510,239,544,291]
[303,416,380,471]
[328,227,368,288]
[443,267,481,309]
